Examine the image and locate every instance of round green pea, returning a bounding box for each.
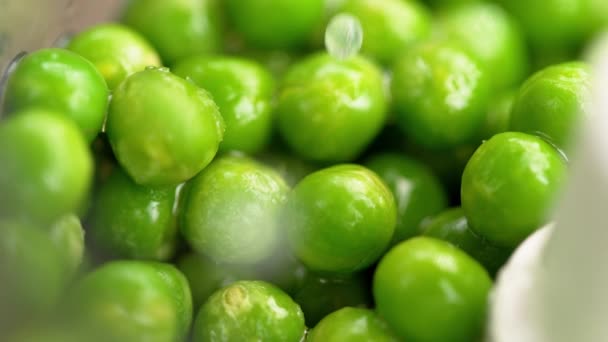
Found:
[277,53,387,163]
[192,281,306,342]
[225,0,324,49]
[339,0,431,64]
[66,260,191,342]
[180,155,289,264]
[439,3,528,90]
[510,62,591,151]
[3,48,108,141]
[106,68,224,186]
[173,56,275,154]
[421,207,512,275]
[286,164,396,274]
[392,41,490,150]
[88,167,179,260]
[308,307,398,342]
[67,23,161,90]
[365,153,448,244]
[478,89,516,140]
[461,132,567,248]
[292,272,372,327]
[373,237,492,342]
[0,109,93,225]
[123,0,223,64]
[48,214,85,278]
[256,150,318,187]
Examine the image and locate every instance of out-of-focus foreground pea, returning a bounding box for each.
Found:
[374,237,492,342]
[286,165,396,273]
[173,56,275,154]
[338,0,431,64]
[510,62,591,151]
[0,109,92,225]
[308,307,398,342]
[292,271,371,327]
[439,2,528,90]
[192,281,305,342]
[67,23,161,90]
[122,0,223,64]
[421,207,512,275]
[180,155,289,264]
[392,41,490,150]
[461,132,567,249]
[66,260,191,342]
[365,153,448,244]
[225,0,324,49]
[88,167,179,260]
[277,53,387,163]
[106,67,224,186]
[0,221,67,332]
[3,48,108,141]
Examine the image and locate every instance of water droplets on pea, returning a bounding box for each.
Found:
[325,13,363,61]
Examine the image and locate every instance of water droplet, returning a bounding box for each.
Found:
[325,13,363,61]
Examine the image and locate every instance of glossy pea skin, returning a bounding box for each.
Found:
[277,53,387,163]
[478,89,516,141]
[421,207,512,276]
[392,41,490,150]
[439,3,528,90]
[0,109,93,225]
[286,164,396,274]
[461,132,567,248]
[3,48,108,141]
[373,237,492,342]
[173,56,274,154]
[510,62,591,152]
[48,214,85,278]
[225,0,324,49]
[123,0,223,64]
[292,272,372,327]
[180,155,289,264]
[0,221,67,330]
[256,150,318,187]
[365,153,448,245]
[308,307,398,342]
[339,0,431,64]
[66,260,192,342]
[88,167,179,260]
[67,23,161,90]
[106,68,224,186]
[192,281,306,342]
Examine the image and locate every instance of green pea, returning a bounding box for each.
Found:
[66,260,191,342]
[123,0,223,64]
[461,132,567,248]
[192,281,305,342]
[338,0,431,64]
[180,155,289,264]
[0,109,92,225]
[392,41,490,150]
[421,207,512,276]
[48,214,85,278]
[256,150,318,187]
[478,89,516,141]
[292,272,372,327]
[510,62,591,151]
[373,237,492,342]
[0,221,67,331]
[277,53,387,163]
[88,167,178,260]
[173,56,275,154]
[3,48,108,141]
[67,23,161,90]
[365,153,448,244]
[438,3,528,90]
[308,307,398,342]
[106,68,224,186]
[225,0,324,49]
[286,164,396,274]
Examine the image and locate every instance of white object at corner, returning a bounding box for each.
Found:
[488,39,608,342]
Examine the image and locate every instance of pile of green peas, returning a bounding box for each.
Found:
[0,0,604,341]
